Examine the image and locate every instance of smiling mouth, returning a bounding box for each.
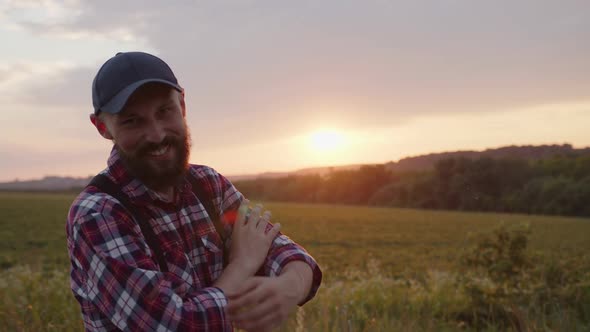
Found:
[148,144,170,157]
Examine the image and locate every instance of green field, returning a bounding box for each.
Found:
[1,192,589,331]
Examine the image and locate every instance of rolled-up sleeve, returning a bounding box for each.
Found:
[261,233,323,305]
[215,171,323,305]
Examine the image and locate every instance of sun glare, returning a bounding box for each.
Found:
[309,130,345,151]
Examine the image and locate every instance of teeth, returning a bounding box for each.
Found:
[150,145,168,156]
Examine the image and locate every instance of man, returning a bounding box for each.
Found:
[66,51,322,331]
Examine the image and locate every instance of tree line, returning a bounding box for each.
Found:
[234,154,590,217]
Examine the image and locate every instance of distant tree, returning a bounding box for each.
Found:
[235,153,590,217]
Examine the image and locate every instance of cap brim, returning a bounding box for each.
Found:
[98,79,183,115]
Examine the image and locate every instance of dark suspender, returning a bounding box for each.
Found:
[186,176,230,267]
[88,173,228,273]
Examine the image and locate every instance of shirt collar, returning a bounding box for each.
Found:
[106,146,192,205]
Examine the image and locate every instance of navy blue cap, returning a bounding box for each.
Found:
[92,52,183,115]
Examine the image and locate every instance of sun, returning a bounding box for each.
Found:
[309,130,345,151]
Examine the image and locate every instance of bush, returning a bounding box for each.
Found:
[456,224,590,330]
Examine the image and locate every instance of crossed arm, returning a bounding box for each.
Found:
[68,194,321,331]
[214,201,315,331]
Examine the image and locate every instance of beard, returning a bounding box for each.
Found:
[116,128,191,191]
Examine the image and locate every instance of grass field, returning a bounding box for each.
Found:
[1,191,589,331]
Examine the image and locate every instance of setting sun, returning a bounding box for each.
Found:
[309,130,346,151]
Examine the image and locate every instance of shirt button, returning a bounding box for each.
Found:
[161,295,170,303]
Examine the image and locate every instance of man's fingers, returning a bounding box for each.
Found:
[267,223,281,239]
[227,277,259,298]
[234,311,280,332]
[235,200,250,227]
[226,279,262,313]
[231,295,276,323]
[228,285,265,309]
[227,281,269,315]
[228,278,293,332]
[248,204,262,229]
[257,211,271,230]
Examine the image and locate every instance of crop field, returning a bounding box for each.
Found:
[1,191,589,331]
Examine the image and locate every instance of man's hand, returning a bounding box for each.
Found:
[226,276,300,332]
[229,200,281,276]
[226,262,313,331]
[214,200,280,295]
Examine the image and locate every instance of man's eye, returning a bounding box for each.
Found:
[122,118,137,126]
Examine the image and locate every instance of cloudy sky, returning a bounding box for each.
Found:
[1,0,589,182]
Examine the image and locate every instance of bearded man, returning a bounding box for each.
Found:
[66,52,322,332]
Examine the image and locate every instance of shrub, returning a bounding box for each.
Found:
[457,224,590,331]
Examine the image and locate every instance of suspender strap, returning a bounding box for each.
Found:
[88,174,169,273]
[187,176,229,268]
[88,173,229,271]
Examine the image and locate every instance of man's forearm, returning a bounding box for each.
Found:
[213,262,252,295]
[279,261,313,304]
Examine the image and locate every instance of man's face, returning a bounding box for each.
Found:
[94,83,191,190]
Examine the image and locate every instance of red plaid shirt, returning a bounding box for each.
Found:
[66,148,322,331]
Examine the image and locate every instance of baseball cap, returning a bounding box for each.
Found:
[92,51,183,115]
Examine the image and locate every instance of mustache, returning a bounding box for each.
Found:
[135,135,181,157]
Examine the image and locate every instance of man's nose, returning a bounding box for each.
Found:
[144,121,167,143]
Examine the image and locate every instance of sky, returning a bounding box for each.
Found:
[1,0,589,182]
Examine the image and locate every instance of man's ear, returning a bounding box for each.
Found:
[90,113,113,140]
[180,90,186,117]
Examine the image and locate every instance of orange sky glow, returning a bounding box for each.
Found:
[1,1,589,182]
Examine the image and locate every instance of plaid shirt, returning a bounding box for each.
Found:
[66,148,322,331]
